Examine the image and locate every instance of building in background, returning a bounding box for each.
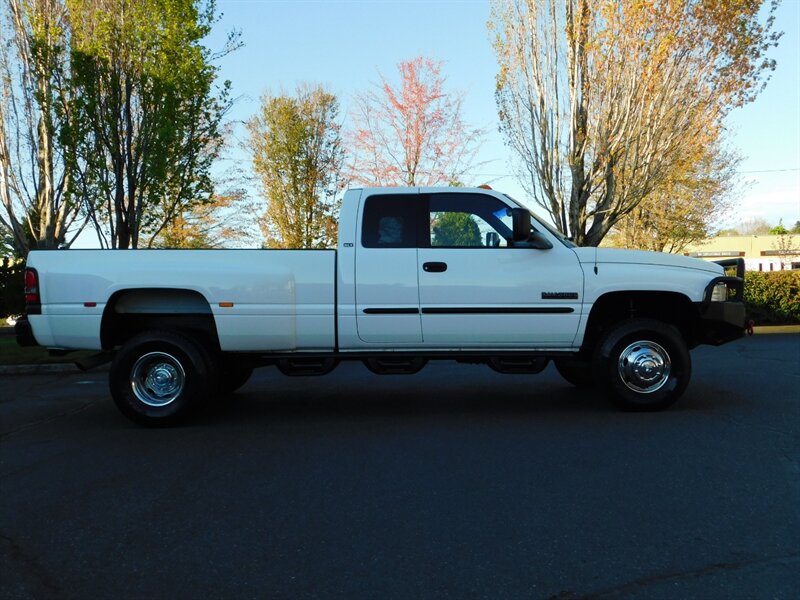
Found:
[682,235,800,271]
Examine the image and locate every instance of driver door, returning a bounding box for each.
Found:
[417,192,584,347]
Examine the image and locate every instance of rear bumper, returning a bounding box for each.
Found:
[15,316,39,347]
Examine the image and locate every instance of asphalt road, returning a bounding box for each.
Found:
[1,334,798,600]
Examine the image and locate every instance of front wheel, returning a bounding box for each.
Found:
[110,331,215,426]
[592,319,691,411]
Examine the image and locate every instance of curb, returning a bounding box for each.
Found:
[752,325,800,335]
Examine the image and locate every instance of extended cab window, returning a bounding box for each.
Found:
[427,194,513,248]
[361,195,420,248]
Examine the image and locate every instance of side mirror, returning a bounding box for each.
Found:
[529,231,553,250]
[511,208,531,242]
[510,209,553,249]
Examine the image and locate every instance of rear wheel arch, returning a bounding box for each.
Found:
[100,288,219,351]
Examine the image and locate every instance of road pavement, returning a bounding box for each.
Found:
[1,333,798,599]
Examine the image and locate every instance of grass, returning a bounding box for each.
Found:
[0,334,95,365]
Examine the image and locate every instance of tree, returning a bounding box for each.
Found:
[608,135,740,253]
[150,133,258,249]
[738,217,771,235]
[431,212,482,247]
[151,190,258,249]
[67,0,234,249]
[347,56,485,187]
[792,221,800,234]
[490,0,781,246]
[769,219,789,235]
[772,229,796,270]
[0,0,85,257]
[716,227,741,237]
[246,84,343,249]
[0,222,15,256]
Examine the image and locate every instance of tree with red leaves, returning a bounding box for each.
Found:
[347,56,485,187]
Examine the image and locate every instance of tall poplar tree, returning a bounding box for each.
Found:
[246,84,343,249]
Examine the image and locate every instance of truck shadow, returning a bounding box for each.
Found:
[198,361,749,426]
[201,362,626,424]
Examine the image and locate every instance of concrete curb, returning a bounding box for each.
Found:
[752,325,800,334]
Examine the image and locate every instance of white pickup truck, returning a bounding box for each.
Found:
[16,187,745,425]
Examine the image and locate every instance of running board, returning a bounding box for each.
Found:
[276,357,339,376]
[487,356,550,374]
[363,357,428,375]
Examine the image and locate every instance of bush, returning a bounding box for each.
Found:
[744,271,800,325]
[0,258,25,319]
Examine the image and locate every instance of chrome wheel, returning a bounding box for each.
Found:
[131,351,186,407]
[617,341,671,394]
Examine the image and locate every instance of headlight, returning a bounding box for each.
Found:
[710,282,728,302]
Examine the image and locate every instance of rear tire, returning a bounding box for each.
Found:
[592,319,691,411]
[110,330,215,426]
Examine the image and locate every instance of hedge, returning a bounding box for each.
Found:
[744,271,800,325]
[0,258,24,320]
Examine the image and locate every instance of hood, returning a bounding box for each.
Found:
[572,247,723,275]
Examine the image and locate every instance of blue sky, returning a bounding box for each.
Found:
[208,0,800,228]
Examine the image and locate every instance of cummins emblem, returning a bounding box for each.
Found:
[542,292,579,300]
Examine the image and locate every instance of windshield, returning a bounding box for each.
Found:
[502,194,577,248]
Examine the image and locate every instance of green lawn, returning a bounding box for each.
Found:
[0,335,94,365]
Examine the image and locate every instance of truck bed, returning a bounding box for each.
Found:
[25,249,337,352]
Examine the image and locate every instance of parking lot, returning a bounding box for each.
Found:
[1,333,799,599]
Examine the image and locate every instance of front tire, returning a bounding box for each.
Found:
[592,319,691,411]
[110,331,215,426]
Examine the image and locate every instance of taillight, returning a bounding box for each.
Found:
[24,268,41,314]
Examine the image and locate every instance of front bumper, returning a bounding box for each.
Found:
[694,272,747,346]
[15,316,39,347]
[696,301,746,346]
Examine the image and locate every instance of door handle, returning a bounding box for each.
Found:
[423,262,448,273]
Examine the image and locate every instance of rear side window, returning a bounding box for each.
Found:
[361,195,420,248]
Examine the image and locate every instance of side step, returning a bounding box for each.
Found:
[276,357,339,376]
[363,357,427,375]
[487,356,549,374]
